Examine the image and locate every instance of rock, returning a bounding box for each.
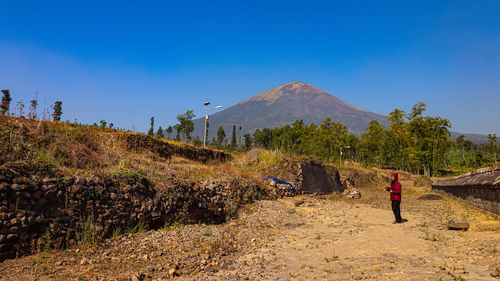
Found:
[6,234,18,241]
[131,273,144,281]
[0,212,9,220]
[417,194,443,200]
[137,213,146,222]
[0,235,6,243]
[75,177,87,186]
[448,220,470,230]
[32,191,42,200]
[168,267,178,276]
[9,218,20,225]
[10,184,20,191]
[9,226,20,233]
[218,259,239,270]
[42,177,57,184]
[342,189,361,199]
[0,182,8,192]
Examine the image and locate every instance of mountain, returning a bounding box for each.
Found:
[192,81,388,140]
[449,132,490,144]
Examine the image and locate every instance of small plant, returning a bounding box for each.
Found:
[78,216,97,248]
[127,221,145,234]
[162,221,184,231]
[112,226,123,240]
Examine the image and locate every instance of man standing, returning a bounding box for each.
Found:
[385,172,403,223]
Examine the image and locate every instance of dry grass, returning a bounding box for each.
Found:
[0,117,232,181]
[0,117,121,176]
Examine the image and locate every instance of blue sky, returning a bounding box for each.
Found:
[1,0,499,135]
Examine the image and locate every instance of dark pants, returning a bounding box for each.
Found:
[391,200,402,222]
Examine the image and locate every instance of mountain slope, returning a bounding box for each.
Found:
[192,82,388,139]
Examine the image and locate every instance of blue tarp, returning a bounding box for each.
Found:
[260,177,296,193]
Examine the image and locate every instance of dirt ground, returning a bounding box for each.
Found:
[1,183,499,281]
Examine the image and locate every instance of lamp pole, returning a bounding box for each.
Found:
[203,102,222,147]
[339,145,351,168]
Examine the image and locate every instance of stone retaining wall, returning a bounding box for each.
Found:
[432,165,500,215]
[0,168,266,261]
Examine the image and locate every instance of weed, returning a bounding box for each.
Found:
[127,221,145,234]
[78,216,97,248]
[162,221,184,231]
[112,226,122,240]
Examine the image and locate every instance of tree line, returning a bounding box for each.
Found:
[1,89,63,121]
[251,102,497,176]
[159,103,497,176]
[6,88,494,176]
[149,109,252,151]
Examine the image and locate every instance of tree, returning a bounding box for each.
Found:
[238,125,242,145]
[231,125,237,149]
[489,134,497,164]
[16,100,25,117]
[156,126,164,137]
[176,110,195,141]
[28,94,38,120]
[407,103,450,176]
[359,120,384,166]
[193,136,202,146]
[166,125,173,139]
[100,120,107,128]
[1,89,12,116]
[174,125,181,140]
[244,133,252,151]
[52,101,63,121]
[148,117,155,136]
[109,123,114,129]
[217,126,226,147]
[456,135,465,159]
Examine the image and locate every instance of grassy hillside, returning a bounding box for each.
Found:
[0,116,232,181]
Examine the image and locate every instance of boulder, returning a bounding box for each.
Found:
[448,220,470,230]
[417,194,443,200]
[342,189,361,199]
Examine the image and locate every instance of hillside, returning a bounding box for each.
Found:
[192,82,389,139]
[0,117,498,280]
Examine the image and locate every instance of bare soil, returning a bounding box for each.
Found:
[1,182,498,281]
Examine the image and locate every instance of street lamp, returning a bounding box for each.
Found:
[339,145,351,168]
[203,102,223,147]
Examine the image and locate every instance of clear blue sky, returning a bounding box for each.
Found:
[1,0,499,135]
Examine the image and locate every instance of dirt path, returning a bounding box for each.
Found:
[194,196,499,281]
[1,194,498,281]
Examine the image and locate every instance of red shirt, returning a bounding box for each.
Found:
[388,172,402,201]
[389,181,402,201]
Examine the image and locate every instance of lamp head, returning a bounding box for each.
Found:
[204,102,211,106]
